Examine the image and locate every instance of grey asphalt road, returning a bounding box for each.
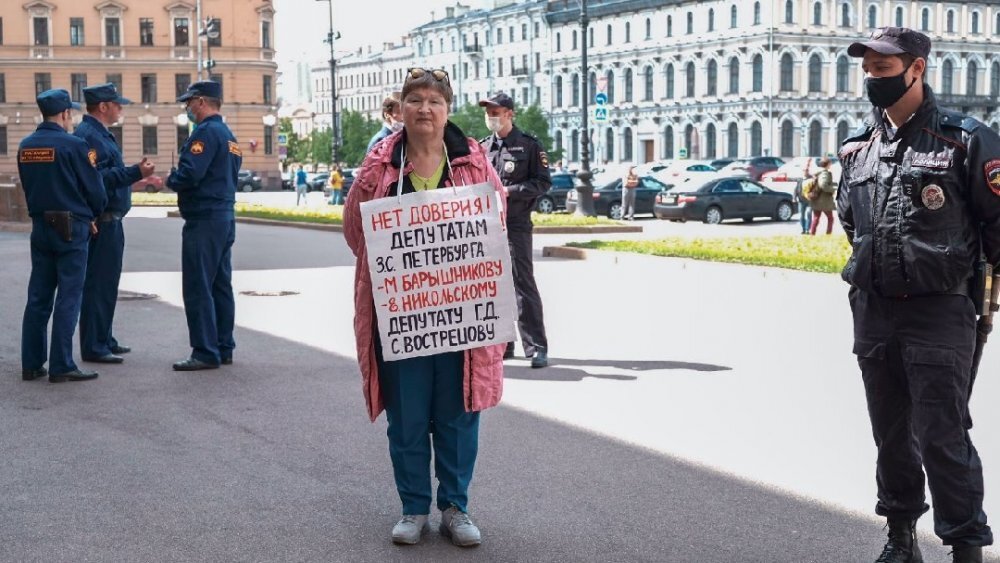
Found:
[0,223,988,562]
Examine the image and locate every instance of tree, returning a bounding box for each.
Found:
[339,109,382,166]
[449,102,490,140]
[514,104,554,155]
[311,128,332,166]
[279,117,310,166]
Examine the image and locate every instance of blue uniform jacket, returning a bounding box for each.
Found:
[167,114,242,220]
[17,122,106,221]
[73,114,140,215]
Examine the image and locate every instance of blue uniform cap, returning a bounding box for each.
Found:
[478,91,515,111]
[82,82,132,105]
[36,89,82,116]
[177,80,223,102]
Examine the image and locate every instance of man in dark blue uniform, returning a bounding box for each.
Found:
[479,92,552,368]
[167,80,242,371]
[839,27,1000,563]
[18,89,107,383]
[75,83,156,364]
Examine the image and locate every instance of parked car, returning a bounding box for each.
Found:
[310,172,329,192]
[565,175,672,219]
[710,158,735,170]
[322,168,356,198]
[535,173,576,213]
[651,160,718,185]
[237,170,263,192]
[281,171,294,190]
[719,156,785,180]
[131,175,165,193]
[761,156,842,184]
[654,176,794,224]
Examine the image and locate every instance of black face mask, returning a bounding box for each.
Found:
[865,61,917,108]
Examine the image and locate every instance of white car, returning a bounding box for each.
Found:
[652,160,719,185]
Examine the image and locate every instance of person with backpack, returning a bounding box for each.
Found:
[809,157,836,235]
[793,159,814,234]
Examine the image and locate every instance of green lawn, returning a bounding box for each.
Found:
[567,235,852,274]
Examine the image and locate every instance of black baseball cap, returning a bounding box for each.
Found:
[478,92,514,111]
[848,27,931,59]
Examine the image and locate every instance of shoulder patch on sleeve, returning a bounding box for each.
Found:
[190,141,204,155]
[228,141,242,156]
[985,159,1000,196]
[19,148,56,163]
[88,149,98,167]
[539,151,548,167]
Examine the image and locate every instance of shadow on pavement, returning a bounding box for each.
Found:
[503,358,730,382]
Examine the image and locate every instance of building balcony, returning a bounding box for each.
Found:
[103,46,124,59]
[463,45,482,57]
[511,67,529,77]
[173,46,192,59]
[31,46,51,59]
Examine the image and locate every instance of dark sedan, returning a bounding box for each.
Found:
[237,170,263,192]
[654,177,794,224]
[534,173,575,213]
[565,176,672,219]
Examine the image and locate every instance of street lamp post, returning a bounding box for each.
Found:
[199,17,219,80]
[575,0,596,216]
[317,0,340,166]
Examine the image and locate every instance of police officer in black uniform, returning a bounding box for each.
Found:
[479,92,551,368]
[167,80,242,371]
[839,27,999,563]
[18,89,107,383]
[75,83,156,364]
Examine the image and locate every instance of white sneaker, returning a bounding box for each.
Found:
[439,506,481,547]
[391,514,428,545]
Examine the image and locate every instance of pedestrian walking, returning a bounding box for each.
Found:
[294,165,308,206]
[75,83,155,364]
[18,89,107,383]
[166,80,241,371]
[621,165,639,220]
[838,27,999,562]
[793,159,814,234]
[479,91,551,368]
[366,94,402,154]
[808,157,836,235]
[344,68,505,548]
[327,164,344,205]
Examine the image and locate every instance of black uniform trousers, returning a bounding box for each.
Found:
[79,217,124,358]
[181,219,236,365]
[507,228,547,356]
[849,287,993,547]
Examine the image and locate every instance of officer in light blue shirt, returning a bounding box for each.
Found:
[18,89,106,383]
[75,82,156,364]
[167,80,242,371]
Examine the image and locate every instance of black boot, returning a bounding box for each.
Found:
[951,545,983,563]
[875,519,923,563]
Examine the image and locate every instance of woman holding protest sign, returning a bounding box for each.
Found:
[343,68,507,548]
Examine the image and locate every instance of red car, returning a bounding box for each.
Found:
[131,175,165,193]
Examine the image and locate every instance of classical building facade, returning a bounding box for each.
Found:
[326,41,414,125]
[0,0,280,186]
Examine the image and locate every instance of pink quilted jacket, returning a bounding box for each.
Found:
[343,127,508,422]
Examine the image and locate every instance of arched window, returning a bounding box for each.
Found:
[572,29,578,50]
[708,8,715,31]
[643,66,654,101]
[752,54,763,92]
[707,60,718,96]
[705,123,717,158]
[728,123,739,158]
[780,53,794,91]
[841,3,851,27]
[947,9,955,33]
[754,2,761,25]
[624,68,633,102]
[663,126,674,159]
[571,74,579,106]
[589,72,596,99]
[607,70,615,103]
[991,61,1000,97]
[554,76,563,107]
[996,13,1000,35]
[972,12,980,34]
[555,130,563,153]
[571,130,579,162]
[731,5,738,28]
[622,127,633,162]
[808,54,822,92]
[867,5,877,29]
[667,15,673,37]
[968,60,978,95]
[942,59,954,94]
[684,124,694,155]
[625,21,631,42]
[751,122,762,155]
[785,0,794,23]
[813,2,822,25]
[809,121,823,156]
[686,62,696,97]
[837,121,850,144]
[895,6,904,27]
[781,120,795,157]
[665,64,675,99]
[922,8,930,31]
[837,56,849,92]
[605,127,614,161]
[729,57,740,94]
[687,12,694,34]
[645,18,651,39]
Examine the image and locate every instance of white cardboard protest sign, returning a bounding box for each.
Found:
[361,181,516,361]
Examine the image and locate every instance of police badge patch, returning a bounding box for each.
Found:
[921,184,946,210]
[985,159,1000,197]
[190,141,204,155]
[540,151,549,167]
[503,160,516,174]
[88,149,97,167]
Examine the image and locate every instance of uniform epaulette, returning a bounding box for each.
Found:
[843,123,874,144]
[940,110,981,133]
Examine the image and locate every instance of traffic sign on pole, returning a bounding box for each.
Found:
[277,133,288,146]
[594,92,608,105]
[593,106,608,123]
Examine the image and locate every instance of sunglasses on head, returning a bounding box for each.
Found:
[406,68,450,85]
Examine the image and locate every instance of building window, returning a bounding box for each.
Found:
[571,130,578,162]
[892,6,902,27]
[946,9,955,33]
[841,3,851,27]
[785,0,794,23]
[942,59,954,94]
[968,61,978,95]
[808,54,822,92]
[992,62,1000,97]
[555,32,560,52]
[837,121,850,144]
[522,23,527,40]
[535,53,540,72]
[34,17,49,45]
[264,125,274,155]
[589,26,594,46]
[923,8,931,31]
[607,70,615,103]
[731,5,738,28]
[498,59,503,77]
[534,22,540,38]
[175,18,190,46]
[625,21,631,42]
[663,126,674,159]
[809,122,822,156]
[34,73,51,95]
[729,58,739,94]
[686,12,693,34]
[496,28,502,44]
[263,75,272,104]
[262,20,271,49]
[589,72,596,100]
[643,66,653,101]
[71,73,87,103]
[554,131,563,154]
[141,74,157,103]
[708,9,715,31]
[106,73,122,94]
[70,18,84,46]
[751,122,762,155]
[605,128,614,161]
[0,73,5,102]
[814,2,823,25]
[754,2,761,25]
[0,125,6,156]
[685,125,694,156]
[0,17,4,45]
[105,17,120,46]
[780,120,794,157]
[728,123,739,158]
[972,12,980,34]
[645,17,651,39]
[572,29,577,50]
[177,126,188,150]
[837,56,849,92]
[109,126,123,148]
[780,53,794,91]
[996,13,1000,35]
[685,62,695,97]
[665,64,674,99]
[624,68,633,102]
[607,24,612,44]
[706,60,717,96]
[508,26,514,42]
[705,123,717,158]
[667,15,673,37]
[867,5,877,29]
[207,18,221,47]
[572,74,579,106]
[752,55,763,92]
[139,18,154,46]
[175,73,191,98]
[622,127,633,161]
[554,76,563,107]
[142,126,158,155]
